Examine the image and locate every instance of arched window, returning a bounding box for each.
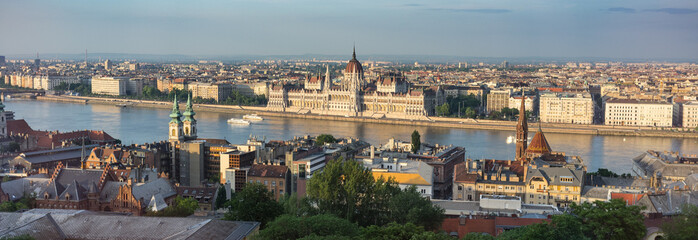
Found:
[184,127,189,135]
[171,129,175,136]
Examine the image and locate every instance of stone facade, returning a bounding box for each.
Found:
[267,50,443,118]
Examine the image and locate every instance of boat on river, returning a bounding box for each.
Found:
[242,114,263,121]
[227,118,250,125]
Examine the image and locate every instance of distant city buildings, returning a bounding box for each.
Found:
[91,76,142,96]
[604,98,673,127]
[539,91,594,124]
[486,89,510,113]
[188,82,232,102]
[267,49,445,118]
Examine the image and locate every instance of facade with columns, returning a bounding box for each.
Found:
[267,49,444,118]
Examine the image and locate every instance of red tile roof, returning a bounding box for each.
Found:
[7,119,33,135]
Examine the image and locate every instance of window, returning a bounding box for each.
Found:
[530,185,534,189]
[530,194,534,198]
[458,186,463,190]
[264,180,268,185]
[272,181,276,187]
[280,181,283,187]
[420,189,426,194]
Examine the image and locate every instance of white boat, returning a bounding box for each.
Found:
[227,118,250,125]
[242,114,263,121]
[506,136,515,144]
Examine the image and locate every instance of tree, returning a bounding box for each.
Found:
[315,134,337,146]
[436,103,450,116]
[306,158,399,226]
[360,222,443,240]
[146,196,198,217]
[280,194,316,217]
[224,183,283,227]
[464,107,477,119]
[461,232,495,240]
[498,214,586,240]
[571,199,645,240]
[662,204,698,240]
[255,214,360,240]
[387,186,445,231]
[411,130,421,154]
[215,185,227,209]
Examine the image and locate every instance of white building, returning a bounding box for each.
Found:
[539,92,594,124]
[91,76,142,96]
[604,98,673,127]
[508,96,534,112]
[674,101,698,128]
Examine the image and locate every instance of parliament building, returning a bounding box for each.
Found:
[267,49,445,119]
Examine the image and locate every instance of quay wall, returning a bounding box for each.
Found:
[36,95,698,139]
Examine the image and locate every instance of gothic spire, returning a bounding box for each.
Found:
[352,44,356,60]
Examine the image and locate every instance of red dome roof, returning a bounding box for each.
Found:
[345,48,363,73]
[526,131,552,155]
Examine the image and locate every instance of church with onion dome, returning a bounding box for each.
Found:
[266,48,444,118]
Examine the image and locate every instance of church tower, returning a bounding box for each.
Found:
[168,96,184,142]
[182,94,197,140]
[515,88,528,161]
[0,95,6,137]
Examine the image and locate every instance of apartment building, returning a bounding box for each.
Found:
[91,76,142,96]
[508,96,535,112]
[539,92,594,124]
[486,89,510,113]
[674,101,698,128]
[188,82,233,102]
[604,98,673,127]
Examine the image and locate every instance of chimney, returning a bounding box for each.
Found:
[370,146,375,159]
[127,178,132,186]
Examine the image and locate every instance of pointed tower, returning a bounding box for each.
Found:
[182,94,197,140]
[323,64,331,91]
[515,88,528,161]
[168,96,184,142]
[0,94,6,137]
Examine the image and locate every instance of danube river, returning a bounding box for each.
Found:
[6,99,698,173]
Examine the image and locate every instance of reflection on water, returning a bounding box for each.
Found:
[6,99,698,173]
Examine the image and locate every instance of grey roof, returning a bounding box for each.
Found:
[639,191,698,215]
[0,175,49,201]
[597,177,650,189]
[55,169,104,188]
[527,166,583,187]
[12,145,99,165]
[132,178,176,203]
[633,152,698,179]
[0,210,259,240]
[0,213,66,240]
[686,174,698,191]
[581,186,609,200]
[100,178,175,206]
[147,194,168,212]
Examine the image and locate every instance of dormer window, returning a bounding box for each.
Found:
[65,193,71,200]
[44,192,50,199]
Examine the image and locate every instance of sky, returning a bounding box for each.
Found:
[1,0,697,60]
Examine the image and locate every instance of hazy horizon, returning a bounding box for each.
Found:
[1,0,697,59]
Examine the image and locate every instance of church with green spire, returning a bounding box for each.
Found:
[168,95,197,143]
[182,94,197,140]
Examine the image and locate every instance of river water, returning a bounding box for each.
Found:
[6,99,698,173]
